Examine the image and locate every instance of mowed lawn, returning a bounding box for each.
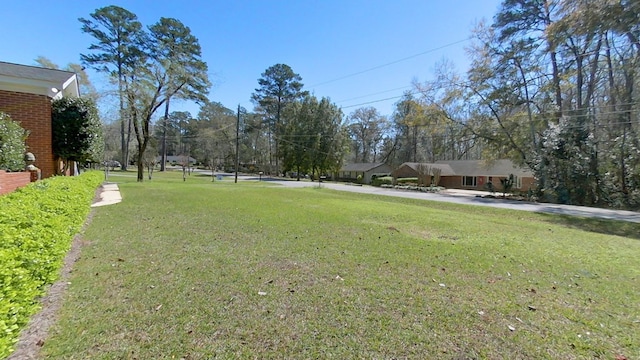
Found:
[42,171,639,359]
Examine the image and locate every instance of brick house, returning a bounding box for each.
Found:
[393,159,536,192]
[0,61,79,179]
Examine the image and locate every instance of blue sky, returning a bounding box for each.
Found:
[2,0,502,120]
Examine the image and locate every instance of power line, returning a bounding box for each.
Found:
[308,38,471,88]
[335,85,412,103]
[341,94,411,109]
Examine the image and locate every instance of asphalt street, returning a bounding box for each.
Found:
[105,170,640,224]
[244,176,640,224]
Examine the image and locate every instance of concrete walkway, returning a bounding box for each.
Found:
[91,183,122,207]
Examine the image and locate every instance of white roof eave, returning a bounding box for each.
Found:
[0,73,78,99]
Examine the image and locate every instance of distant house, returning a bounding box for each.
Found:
[0,61,79,178]
[393,159,535,191]
[159,155,197,165]
[338,163,392,184]
[392,162,456,179]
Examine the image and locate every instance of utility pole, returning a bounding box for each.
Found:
[235,104,240,183]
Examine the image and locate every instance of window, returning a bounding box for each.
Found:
[462,176,476,187]
[513,175,522,189]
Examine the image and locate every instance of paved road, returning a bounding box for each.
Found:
[239,175,640,224]
[105,170,640,224]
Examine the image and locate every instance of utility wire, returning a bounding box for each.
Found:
[335,85,413,103]
[308,38,471,88]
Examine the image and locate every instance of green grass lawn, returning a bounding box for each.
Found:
[42,171,639,359]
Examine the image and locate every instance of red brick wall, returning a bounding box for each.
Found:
[439,175,536,192]
[0,170,31,195]
[0,90,55,178]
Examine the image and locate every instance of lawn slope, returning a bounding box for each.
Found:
[42,173,639,359]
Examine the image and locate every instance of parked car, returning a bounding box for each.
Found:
[104,160,121,170]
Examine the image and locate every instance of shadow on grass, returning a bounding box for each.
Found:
[540,213,640,240]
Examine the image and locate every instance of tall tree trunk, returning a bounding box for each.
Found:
[543,0,563,121]
[160,99,170,171]
[119,75,127,171]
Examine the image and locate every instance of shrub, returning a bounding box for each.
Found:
[0,112,28,171]
[396,177,419,184]
[371,176,393,187]
[0,171,102,358]
[500,174,515,196]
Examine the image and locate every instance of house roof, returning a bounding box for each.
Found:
[395,160,532,177]
[158,155,197,163]
[397,162,456,176]
[434,159,533,177]
[0,61,79,99]
[340,163,389,172]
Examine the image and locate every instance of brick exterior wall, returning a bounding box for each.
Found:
[438,175,536,192]
[0,90,55,178]
[0,170,31,195]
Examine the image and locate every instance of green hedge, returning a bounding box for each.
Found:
[371,176,393,187]
[0,112,28,172]
[396,177,418,184]
[0,171,102,358]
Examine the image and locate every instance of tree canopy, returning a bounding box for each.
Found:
[51,97,103,174]
[251,64,308,174]
[80,6,210,181]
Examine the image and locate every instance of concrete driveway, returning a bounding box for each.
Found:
[246,176,640,224]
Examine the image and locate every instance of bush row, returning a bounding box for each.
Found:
[371,176,393,187]
[0,171,103,358]
[380,184,445,193]
[371,176,442,191]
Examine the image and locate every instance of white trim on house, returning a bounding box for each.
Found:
[0,62,79,99]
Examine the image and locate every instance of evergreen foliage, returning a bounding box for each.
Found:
[51,97,103,173]
[0,112,27,172]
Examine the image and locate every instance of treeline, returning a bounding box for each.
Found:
[386,0,640,209]
[84,1,640,208]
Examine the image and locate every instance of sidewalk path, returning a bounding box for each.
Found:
[91,183,122,207]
